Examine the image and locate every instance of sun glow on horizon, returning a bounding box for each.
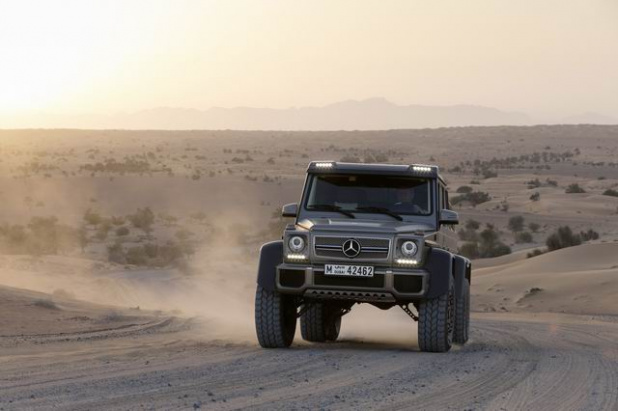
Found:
[0,0,617,125]
[0,1,176,112]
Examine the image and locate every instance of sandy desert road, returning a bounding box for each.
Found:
[1,311,617,411]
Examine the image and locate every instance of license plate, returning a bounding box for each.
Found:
[324,264,374,277]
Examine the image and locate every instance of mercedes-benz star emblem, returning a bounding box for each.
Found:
[342,239,361,258]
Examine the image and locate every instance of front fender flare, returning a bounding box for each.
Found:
[424,247,453,299]
[256,240,283,292]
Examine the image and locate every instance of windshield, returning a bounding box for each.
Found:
[304,174,432,216]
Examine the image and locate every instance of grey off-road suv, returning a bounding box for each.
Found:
[255,161,471,352]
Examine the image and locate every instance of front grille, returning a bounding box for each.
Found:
[314,272,385,288]
[314,236,390,259]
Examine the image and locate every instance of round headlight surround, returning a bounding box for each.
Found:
[288,236,306,252]
[401,240,418,257]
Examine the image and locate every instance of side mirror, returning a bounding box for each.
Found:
[282,203,298,218]
[439,209,459,225]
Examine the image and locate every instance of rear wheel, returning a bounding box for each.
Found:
[301,302,342,342]
[453,279,470,344]
[255,285,297,348]
[418,278,455,352]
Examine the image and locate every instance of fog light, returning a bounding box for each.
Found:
[396,258,419,266]
[286,254,307,261]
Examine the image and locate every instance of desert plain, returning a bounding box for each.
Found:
[0,125,617,410]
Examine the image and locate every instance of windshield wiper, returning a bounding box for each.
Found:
[307,204,356,218]
[353,206,403,221]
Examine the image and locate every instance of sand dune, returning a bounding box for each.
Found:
[473,242,618,315]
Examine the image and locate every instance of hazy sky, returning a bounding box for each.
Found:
[1,0,617,120]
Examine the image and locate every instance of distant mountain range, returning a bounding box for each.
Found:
[1,98,616,129]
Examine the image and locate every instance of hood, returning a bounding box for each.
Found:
[297,217,435,235]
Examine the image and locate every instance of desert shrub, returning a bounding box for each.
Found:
[110,216,125,226]
[508,216,525,232]
[465,219,480,230]
[602,189,618,197]
[458,219,481,242]
[530,192,540,201]
[469,180,481,185]
[545,178,558,187]
[482,169,498,179]
[580,229,599,241]
[107,243,126,264]
[482,242,512,258]
[27,216,60,255]
[528,222,541,233]
[546,226,582,251]
[175,228,194,241]
[115,226,130,236]
[515,231,533,244]
[127,207,155,233]
[459,242,479,259]
[456,186,473,194]
[458,228,478,242]
[84,208,103,226]
[451,191,491,206]
[1,225,28,252]
[95,221,112,241]
[526,178,542,189]
[565,183,586,194]
[33,299,59,310]
[478,225,511,258]
[527,249,545,258]
[158,241,185,265]
[126,246,149,265]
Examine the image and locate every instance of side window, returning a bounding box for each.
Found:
[445,188,450,210]
[439,185,445,210]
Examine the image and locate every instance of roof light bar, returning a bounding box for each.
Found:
[315,162,334,168]
[412,165,432,172]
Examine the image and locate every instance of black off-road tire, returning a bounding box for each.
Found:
[300,302,342,342]
[418,278,455,353]
[255,285,297,348]
[453,279,470,344]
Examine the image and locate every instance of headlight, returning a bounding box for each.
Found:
[288,236,306,252]
[401,240,418,257]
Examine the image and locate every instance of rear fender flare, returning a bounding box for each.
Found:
[453,256,471,300]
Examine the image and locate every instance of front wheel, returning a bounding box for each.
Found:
[255,285,297,348]
[417,278,455,352]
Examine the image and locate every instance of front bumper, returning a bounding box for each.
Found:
[276,263,428,303]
